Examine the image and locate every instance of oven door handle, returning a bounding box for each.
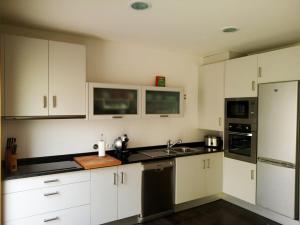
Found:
[228,132,253,137]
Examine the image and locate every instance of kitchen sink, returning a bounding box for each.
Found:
[171,147,199,154]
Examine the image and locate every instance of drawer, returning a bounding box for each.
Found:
[4,170,90,194]
[5,205,90,225]
[4,181,90,221]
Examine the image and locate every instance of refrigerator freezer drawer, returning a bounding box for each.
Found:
[257,161,296,219]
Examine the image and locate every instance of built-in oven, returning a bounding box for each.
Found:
[224,97,258,164]
[224,123,257,163]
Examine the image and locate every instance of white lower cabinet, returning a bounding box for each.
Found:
[91,163,142,225]
[223,157,256,204]
[175,152,223,204]
[6,205,90,225]
[3,170,91,225]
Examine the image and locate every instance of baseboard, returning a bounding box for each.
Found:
[101,215,139,225]
[221,193,299,225]
[174,194,222,212]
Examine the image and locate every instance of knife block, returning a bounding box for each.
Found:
[6,149,18,172]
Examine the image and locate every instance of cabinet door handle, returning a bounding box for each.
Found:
[112,116,123,119]
[160,115,169,118]
[43,96,47,108]
[218,117,222,126]
[44,191,59,197]
[251,170,255,180]
[53,96,57,108]
[44,216,59,223]
[44,179,59,184]
[258,67,262,77]
[113,173,117,185]
[203,160,206,169]
[251,81,256,91]
[121,172,124,184]
[207,159,210,168]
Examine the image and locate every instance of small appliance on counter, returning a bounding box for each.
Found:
[5,137,18,173]
[204,135,222,148]
[113,134,130,160]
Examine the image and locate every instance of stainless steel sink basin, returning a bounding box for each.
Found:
[172,147,198,154]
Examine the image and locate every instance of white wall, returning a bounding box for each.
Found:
[1,25,207,159]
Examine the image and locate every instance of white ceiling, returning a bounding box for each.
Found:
[1,0,300,56]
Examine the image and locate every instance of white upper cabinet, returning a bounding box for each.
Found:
[198,62,224,131]
[141,86,184,118]
[258,45,300,83]
[88,83,140,119]
[4,35,49,117]
[4,35,86,117]
[225,55,258,98]
[49,41,86,116]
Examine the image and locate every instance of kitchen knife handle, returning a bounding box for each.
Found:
[53,96,57,108]
[44,216,59,223]
[44,179,59,184]
[251,81,256,91]
[251,170,255,180]
[207,159,210,168]
[44,191,59,197]
[113,173,117,185]
[203,160,206,169]
[43,96,47,108]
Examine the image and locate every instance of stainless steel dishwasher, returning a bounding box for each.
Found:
[139,159,175,222]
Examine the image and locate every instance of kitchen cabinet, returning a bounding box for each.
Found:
[4,35,86,117]
[91,163,142,225]
[4,35,49,116]
[198,62,224,131]
[3,170,91,224]
[258,45,300,83]
[49,41,86,116]
[141,86,184,118]
[225,55,258,98]
[223,157,256,204]
[88,83,140,119]
[175,152,223,204]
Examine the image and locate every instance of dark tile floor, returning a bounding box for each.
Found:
[142,200,281,225]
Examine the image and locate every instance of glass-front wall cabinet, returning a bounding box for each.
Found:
[88,83,140,119]
[142,86,184,118]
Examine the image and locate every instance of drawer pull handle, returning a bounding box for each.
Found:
[203,160,206,169]
[112,116,123,119]
[121,172,124,184]
[207,159,210,168]
[113,173,117,185]
[44,179,59,184]
[160,115,169,118]
[44,216,59,222]
[44,191,59,197]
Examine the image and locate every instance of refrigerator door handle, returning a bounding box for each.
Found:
[257,157,296,169]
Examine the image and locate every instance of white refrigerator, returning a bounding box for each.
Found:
[257,81,299,219]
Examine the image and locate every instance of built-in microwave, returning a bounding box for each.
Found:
[224,98,258,164]
[225,97,257,123]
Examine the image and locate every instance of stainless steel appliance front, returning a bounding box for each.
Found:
[224,98,258,164]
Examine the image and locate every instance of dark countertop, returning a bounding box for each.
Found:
[3,142,223,180]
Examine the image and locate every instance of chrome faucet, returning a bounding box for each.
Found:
[167,139,183,150]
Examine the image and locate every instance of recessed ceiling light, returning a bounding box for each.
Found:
[222,26,239,33]
[130,1,151,10]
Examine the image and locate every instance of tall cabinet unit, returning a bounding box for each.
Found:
[4,35,86,117]
[91,163,142,225]
[258,45,300,84]
[198,62,224,131]
[225,55,258,98]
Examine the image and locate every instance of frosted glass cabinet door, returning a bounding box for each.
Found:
[142,86,184,118]
[88,83,140,119]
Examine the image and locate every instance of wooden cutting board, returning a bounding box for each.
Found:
[74,155,122,170]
